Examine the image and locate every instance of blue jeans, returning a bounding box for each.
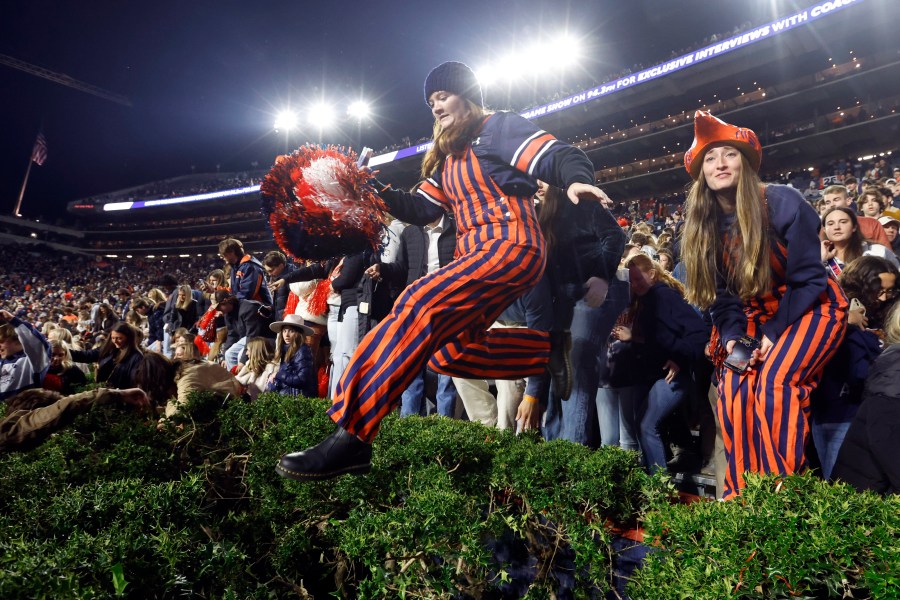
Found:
[498,272,553,400]
[330,306,359,399]
[400,371,457,417]
[637,373,689,473]
[544,276,630,444]
[225,336,248,370]
[595,385,641,451]
[811,418,854,480]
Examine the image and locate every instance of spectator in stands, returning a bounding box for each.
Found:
[69,322,143,389]
[821,185,891,247]
[145,289,168,353]
[262,251,297,320]
[42,340,88,396]
[679,111,847,499]
[821,207,899,270]
[114,288,132,318]
[217,238,273,307]
[539,182,626,444]
[0,387,150,452]
[831,300,900,494]
[0,310,50,403]
[171,284,200,333]
[267,314,317,398]
[879,210,900,255]
[616,253,707,473]
[126,297,152,341]
[215,291,273,370]
[134,352,243,424]
[858,189,886,219]
[154,273,179,356]
[811,256,896,479]
[235,337,276,401]
[327,251,370,398]
[93,303,119,335]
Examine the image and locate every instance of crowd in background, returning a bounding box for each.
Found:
[2,151,900,496]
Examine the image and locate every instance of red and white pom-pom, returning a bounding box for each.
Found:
[260,145,388,261]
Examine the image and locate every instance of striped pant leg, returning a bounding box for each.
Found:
[750,301,846,481]
[328,240,544,442]
[718,369,757,499]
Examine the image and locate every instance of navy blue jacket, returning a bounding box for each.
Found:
[633,283,708,383]
[710,184,827,345]
[269,344,316,398]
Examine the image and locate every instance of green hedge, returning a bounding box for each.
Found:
[0,392,896,599]
[630,473,900,600]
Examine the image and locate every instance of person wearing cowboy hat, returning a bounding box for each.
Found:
[679,111,847,500]
[267,314,317,399]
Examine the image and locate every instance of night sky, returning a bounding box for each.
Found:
[2,1,795,218]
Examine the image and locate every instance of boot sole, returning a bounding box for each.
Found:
[275,461,372,481]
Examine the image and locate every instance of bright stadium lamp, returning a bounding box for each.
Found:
[274,110,298,131]
[347,100,371,120]
[308,102,335,129]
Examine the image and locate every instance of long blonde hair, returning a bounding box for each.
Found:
[245,337,275,376]
[679,154,771,308]
[420,98,489,179]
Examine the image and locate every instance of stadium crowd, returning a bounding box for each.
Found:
[2,141,899,497]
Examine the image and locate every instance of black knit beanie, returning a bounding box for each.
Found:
[423,61,483,108]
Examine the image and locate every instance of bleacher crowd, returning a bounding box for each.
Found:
[2,144,899,496]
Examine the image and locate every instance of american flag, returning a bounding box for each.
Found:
[31,132,48,166]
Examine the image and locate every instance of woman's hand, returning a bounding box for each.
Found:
[268,279,285,292]
[612,325,632,341]
[749,335,774,367]
[566,182,607,205]
[515,395,543,432]
[662,359,680,384]
[583,277,609,307]
[821,239,837,262]
[848,307,868,328]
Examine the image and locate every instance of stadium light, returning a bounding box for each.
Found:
[274,110,298,131]
[308,102,335,129]
[347,100,371,120]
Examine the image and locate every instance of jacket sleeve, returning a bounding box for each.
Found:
[580,202,627,282]
[487,111,595,189]
[709,271,749,346]
[760,185,829,342]
[653,287,709,367]
[375,179,446,227]
[11,317,50,383]
[282,261,329,285]
[68,347,101,366]
[0,388,119,452]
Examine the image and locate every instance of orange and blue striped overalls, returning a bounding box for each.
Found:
[328,112,596,441]
[712,185,848,499]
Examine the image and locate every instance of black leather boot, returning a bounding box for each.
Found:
[276,427,372,481]
[547,330,573,400]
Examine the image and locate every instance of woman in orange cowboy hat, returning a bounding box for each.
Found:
[679,111,847,499]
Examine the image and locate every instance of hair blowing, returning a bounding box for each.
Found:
[679,154,771,308]
[420,98,488,179]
